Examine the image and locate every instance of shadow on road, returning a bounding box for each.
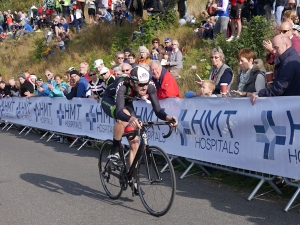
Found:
[20,173,147,214]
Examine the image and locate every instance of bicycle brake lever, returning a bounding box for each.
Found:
[175,126,178,135]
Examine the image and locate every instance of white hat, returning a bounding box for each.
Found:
[293,24,300,32]
[100,67,109,75]
[94,59,104,68]
[139,46,149,53]
[68,66,75,72]
[130,66,150,82]
[30,74,37,79]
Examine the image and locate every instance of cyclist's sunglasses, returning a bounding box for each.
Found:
[137,81,149,87]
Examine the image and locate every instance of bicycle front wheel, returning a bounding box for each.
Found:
[137,146,176,217]
[98,139,122,199]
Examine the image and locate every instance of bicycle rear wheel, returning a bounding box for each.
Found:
[137,146,176,217]
[98,139,122,199]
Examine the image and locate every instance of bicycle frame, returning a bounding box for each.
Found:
[124,128,161,184]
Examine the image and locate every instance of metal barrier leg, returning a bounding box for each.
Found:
[197,164,211,176]
[247,179,265,201]
[92,142,100,150]
[25,127,33,136]
[160,157,174,173]
[180,161,195,179]
[174,157,187,169]
[69,137,79,147]
[77,139,88,151]
[40,131,49,140]
[47,133,56,142]
[19,126,27,134]
[2,123,8,130]
[266,179,283,195]
[6,123,14,131]
[284,187,300,212]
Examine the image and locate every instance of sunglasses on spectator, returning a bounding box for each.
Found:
[101,72,108,76]
[118,57,124,59]
[122,69,130,72]
[153,41,158,43]
[278,29,290,34]
[45,74,51,77]
[89,73,96,76]
[136,81,149,87]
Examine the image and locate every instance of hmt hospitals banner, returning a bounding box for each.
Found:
[1,96,300,179]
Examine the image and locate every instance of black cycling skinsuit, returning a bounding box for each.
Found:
[101,76,168,121]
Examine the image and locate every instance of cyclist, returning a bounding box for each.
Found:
[101,66,178,168]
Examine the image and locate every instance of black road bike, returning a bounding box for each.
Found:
[98,121,176,217]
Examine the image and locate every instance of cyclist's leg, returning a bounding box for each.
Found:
[101,96,123,157]
[122,105,139,165]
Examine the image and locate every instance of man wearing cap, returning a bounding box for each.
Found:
[94,59,105,71]
[101,66,178,193]
[100,66,115,88]
[123,48,131,63]
[88,70,105,99]
[150,60,181,100]
[66,70,90,100]
[164,38,173,54]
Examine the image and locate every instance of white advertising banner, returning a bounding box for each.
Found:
[1,96,300,180]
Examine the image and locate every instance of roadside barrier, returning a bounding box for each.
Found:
[0,96,299,211]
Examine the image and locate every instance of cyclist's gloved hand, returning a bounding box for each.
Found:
[166,116,178,127]
[128,116,142,129]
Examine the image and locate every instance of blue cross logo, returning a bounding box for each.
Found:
[33,103,41,122]
[177,109,191,146]
[254,111,286,160]
[56,103,65,126]
[16,105,24,119]
[86,105,97,130]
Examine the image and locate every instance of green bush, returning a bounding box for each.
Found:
[32,38,45,62]
[130,9,178,49]
[213,16,275,70]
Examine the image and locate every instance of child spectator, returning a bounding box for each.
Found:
[57,36,65,50]
[202,17,214,39]
[185,80,218,98]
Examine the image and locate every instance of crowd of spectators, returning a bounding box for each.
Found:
[195,0,300,41]
[0,35,184,102]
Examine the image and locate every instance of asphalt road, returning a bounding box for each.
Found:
[0,129,299,225]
